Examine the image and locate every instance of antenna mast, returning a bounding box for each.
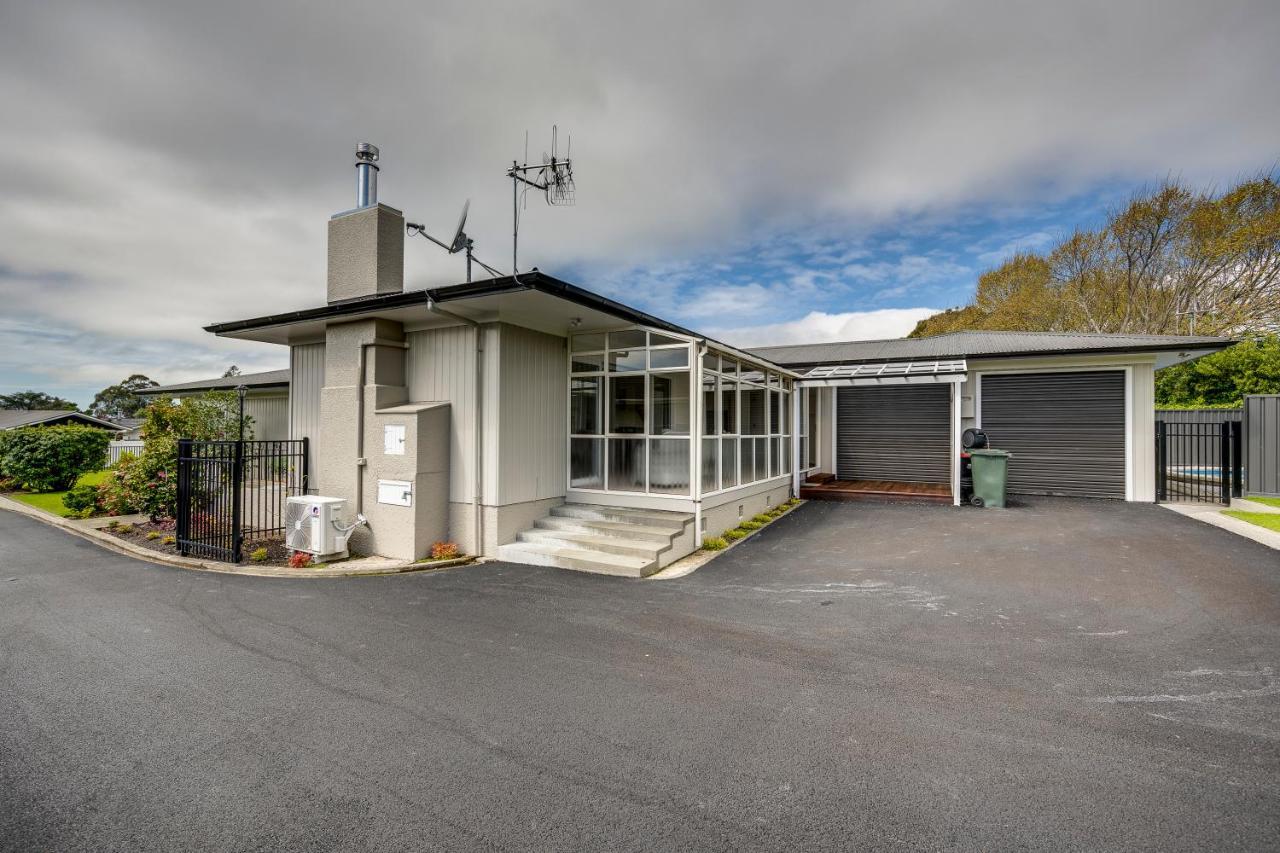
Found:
[507,125,576,274]
[406,199,502,282]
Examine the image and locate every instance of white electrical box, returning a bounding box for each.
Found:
[384,424,406,455]
[377,479,413,507]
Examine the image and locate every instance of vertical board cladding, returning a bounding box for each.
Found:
[496,324,567,505]
[289,343,325,481]
[1245,395,1280,497]
[244,394,289,440]
[406,325,477,504]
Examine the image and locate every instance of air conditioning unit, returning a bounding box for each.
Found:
[285,496,363,561]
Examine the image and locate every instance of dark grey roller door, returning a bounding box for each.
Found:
[980,371,1126,498]
[837,385,952,484]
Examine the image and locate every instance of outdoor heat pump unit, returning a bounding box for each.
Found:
[285,496,366,561]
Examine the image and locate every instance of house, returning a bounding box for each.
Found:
[199,146,1233,573]
[0,410,126,432]
[139,370,290,440]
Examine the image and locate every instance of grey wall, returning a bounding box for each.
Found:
[1245,395,1280,497]
[290,342,325,483]
[244,393,288,441]
[496,324,567,506]
[405,325,480,504]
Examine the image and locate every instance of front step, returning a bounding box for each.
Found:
[497,502,694,578]
[496,541,658,578]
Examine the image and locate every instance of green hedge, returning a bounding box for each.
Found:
[0,425,111,492]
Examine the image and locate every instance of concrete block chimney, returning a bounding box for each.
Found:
[327,143,404,303]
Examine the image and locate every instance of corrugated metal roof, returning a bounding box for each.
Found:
[0,410,124,430]
[748,330,1234,367]
[140,369,290,395]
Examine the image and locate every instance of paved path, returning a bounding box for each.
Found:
[2,500,1279,851]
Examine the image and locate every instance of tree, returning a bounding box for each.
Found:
[1155,335,1280,407]
[909,172,1280,339]
[0,390,79,411]
[222,365,241,378]
[90,374,159,420]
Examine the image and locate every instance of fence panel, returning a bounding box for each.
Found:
[1156,420,1242,504]
[1154,409,1242,468]
[176,438,308,563]
[106,440,145,466]
[1245,395,1280,498]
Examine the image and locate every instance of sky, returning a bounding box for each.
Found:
[2,0,1278,407]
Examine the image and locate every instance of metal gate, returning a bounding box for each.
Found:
[176,438,309,562]
[1156,420,1242,504]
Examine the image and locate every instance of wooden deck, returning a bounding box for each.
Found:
[800,477,952,504]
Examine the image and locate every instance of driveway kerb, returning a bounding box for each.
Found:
[0,494,473,578]
[1161,500,1280,550]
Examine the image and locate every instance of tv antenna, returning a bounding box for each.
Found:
[406,199,502,282]
[507,125,576,274]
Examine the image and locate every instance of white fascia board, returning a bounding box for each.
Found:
[796,374,967,388]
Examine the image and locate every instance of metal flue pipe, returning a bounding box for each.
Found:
[355,142,380,207]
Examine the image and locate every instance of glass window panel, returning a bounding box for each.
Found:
[702,373,718,435]
[649,332,685,347]
[649,439,689,495]
[768,373,779,389]
[608,349,646,372]
[782,392,791,434]
[768,390,780,435]
[807,391,820,468]
[649,372,690,435]
[607,438,646,491]
[741,368,766,385]
[649,348,689,369]
[702,352,719,373]
[571,333,605,352]
[721,358,738,377]
[770,437,781,477]
[799,388,809,434]
[701,437,718,492]
[799,436,809,472]
[739,438,753,485]
[570,438,604,489]
[782,437,791,475]
[609,329,646,349]
[742,386,767,434]
[722,437,739,488]
[571,353,603,374]
[754,437,768,482]
[721,379,738,434]
[609,374,646,434]
[570,376,602,435]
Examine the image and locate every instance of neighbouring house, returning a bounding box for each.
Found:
[112,417,146,440]
[138,370,290,441]
[0,410,126,432]
[194,145,1234,573]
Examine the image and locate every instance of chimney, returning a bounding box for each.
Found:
[328,142,404,303]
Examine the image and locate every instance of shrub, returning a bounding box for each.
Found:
[249,546,269,562]
[288,551,312,569]
[430,541,461,560]
[0,425,110,492]
[752,513,773,524]
[162,535,176,546]
[106,520,119,530]
[62,483,100,514]
[117,523,134,534]
[702,536,728,551]
[145,531,160,540]
[723,528,746,541]
[739,520,762,531]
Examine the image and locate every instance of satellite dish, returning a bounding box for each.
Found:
[449,199,470,253]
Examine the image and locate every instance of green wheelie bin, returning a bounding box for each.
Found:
[968,448,1012,508]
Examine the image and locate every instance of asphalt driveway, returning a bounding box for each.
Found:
[2,499,1279,851]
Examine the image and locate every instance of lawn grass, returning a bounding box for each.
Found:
[7,470,110,517]
[1223,510,1280,533]
[1244,496,1280,510]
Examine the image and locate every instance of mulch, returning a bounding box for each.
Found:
[103,519,306,568]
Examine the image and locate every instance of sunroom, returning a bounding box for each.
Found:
[567,327,802,533]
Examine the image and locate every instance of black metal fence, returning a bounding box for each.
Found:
[1156,420,1242,504]
[176,438,308,562]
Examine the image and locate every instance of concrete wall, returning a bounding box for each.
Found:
[701,476,793,539]
[326,204,404,303]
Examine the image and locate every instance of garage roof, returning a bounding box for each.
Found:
[750,330,1234,368]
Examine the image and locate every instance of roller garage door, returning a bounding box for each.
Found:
[837,385,951,484]
[979,371,1126,498]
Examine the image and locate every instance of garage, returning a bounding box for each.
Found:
[978,370,1126,498]
[837,384,952,485]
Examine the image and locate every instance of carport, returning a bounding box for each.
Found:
[796,359,965,505]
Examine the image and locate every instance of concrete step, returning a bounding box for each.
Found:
[518,528,668,560]
[495,541,657,578]
[535,516,681,544]
[551,503,690,530]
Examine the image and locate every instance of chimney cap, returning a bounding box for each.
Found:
[355,142,380,163]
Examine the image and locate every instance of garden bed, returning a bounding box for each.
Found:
[101,520,326,569]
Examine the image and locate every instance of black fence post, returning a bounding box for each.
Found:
[232,439,244,561]
[177,438,191,556]
[1219,421,1231,505]
[1155,421,1167,502]
[1230,420,1243,498]
[301,436,310,495]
